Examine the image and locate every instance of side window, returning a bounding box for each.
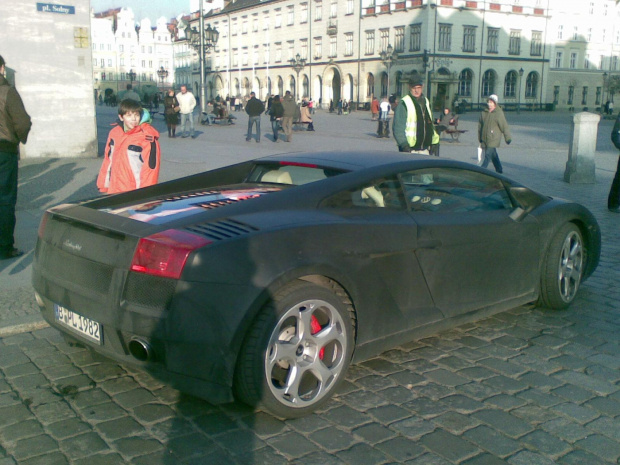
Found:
[322,177,405,209]
[401,168,512,212]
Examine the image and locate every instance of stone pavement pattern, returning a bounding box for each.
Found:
[0,107,618,463]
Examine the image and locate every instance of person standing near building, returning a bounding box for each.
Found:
[269,95,284,142]
[393,76,439,155]
[0,55,31,260]
[245,91,265,143]
[163,88,179,137]
[176,85,197,138]
[478,94,511,173]
[124,84,140,102]
[608,114,620,213]
[281,91,297,142]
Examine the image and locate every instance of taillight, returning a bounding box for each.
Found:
[38,212,50,239]
[130,229,211,279]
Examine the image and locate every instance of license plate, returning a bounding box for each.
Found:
[54,304,102,344]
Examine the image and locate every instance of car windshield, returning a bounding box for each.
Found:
[246,162,347,186]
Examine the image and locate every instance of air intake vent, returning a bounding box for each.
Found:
[185,219,259,241]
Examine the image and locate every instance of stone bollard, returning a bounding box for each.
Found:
[564,112,600,184]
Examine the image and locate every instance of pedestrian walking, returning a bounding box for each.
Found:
[281,91,296,142]
[478,94,512,173]
[379,98,391,121]
[608,114,620,213]
[371,96,380,120]
[0,55,31,260]
[300,100,315,131]
[245,91,265,143]
[176,85,197,138]
[163,88,180,137]
[97,98,161,194]
[392,76,439,155]
[337,99,343,115]
[269,95,284,142]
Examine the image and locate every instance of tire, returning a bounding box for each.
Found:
[234,280,355,418]
[539,223,585,309]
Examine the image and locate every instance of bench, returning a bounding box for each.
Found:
[293,120,312,130]
[201,112,236,126]
[438,116,467,142]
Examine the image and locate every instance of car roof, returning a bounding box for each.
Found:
[257,150,430,171]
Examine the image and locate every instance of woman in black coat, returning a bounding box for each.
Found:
[163,89,180,137]
[269,95,285,142]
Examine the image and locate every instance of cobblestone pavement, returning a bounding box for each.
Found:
[0,107,618,464]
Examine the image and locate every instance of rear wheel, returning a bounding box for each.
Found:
[234,280,355,418]
[539,223,584,309]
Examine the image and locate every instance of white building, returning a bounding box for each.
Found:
[178,0,619,111]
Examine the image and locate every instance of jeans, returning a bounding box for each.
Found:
[481,147,503,173]
[271,119,280,141]
[609,154,620,209]
[0,150,18,252]
[180,112,194,136]
[380,110,388,120]
[247,116,261,141]
[202,113,216,125]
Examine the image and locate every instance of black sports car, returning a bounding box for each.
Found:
[32,151,600,418]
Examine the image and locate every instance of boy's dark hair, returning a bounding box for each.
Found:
[118,98,143,117]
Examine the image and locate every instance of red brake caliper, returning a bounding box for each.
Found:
[310,315,325,360]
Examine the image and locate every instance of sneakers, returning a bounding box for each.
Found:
[0,248,24,260]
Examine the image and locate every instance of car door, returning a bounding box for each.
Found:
[402,167,540,317]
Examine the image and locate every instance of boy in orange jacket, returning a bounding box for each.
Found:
[97,99,161,194]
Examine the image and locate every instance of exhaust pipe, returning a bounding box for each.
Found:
[128,338,153,362]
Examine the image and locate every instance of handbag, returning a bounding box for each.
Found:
[173,106,180,113]
[477,145,483,163]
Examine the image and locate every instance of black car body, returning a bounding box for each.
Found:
[32,151,600,417]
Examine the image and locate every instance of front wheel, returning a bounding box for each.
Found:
[234,280,355,418]
[539,223,585,309]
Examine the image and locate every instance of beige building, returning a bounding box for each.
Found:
[179,0,619,112]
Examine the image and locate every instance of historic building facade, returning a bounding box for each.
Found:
[179,0,619,111]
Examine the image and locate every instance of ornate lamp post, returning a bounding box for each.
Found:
[157,66,168,90]
[127,69,136,88]
[185,7,219,112]
[379,44,396,98]
[518,68,524,114]
[289,53,306,99]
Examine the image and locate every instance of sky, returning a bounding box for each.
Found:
[90,0,191,23]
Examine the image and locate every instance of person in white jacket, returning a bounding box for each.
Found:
[176,85,197,138]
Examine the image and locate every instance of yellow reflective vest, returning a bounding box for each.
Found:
[401,94,439,148]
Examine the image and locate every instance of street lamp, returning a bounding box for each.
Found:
[379,44,396,98]
[185,5,219,112]
[157,66,168,90]
[603,72,608,110]
[422,49,430,100]
[127,69,136,88]
[518,68,524,114]
[289,53,306,100]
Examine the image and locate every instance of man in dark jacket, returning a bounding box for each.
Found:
[245,92,265,142]
[609,114,620,213]
[281,91,297,142]
[0,55,32,260]
[478,94,511,173]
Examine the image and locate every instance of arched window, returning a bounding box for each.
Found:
[458,69,473,97]
[267,77,272,96]
[278,76,284,95]
[504,71,518,98]
[395,71,403,96]
[525,72,538,98]
[303,75,309,98]
[290,76,296,97]
[481,70,496,97]
[381,72,389,97]
[367,73,375,98]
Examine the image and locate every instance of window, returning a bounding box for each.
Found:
[463,26,476,53]
[555,51,563,68]
[504,71,517,98]
[553,86,559,104]
[232,20,238,36]
[329,36,337,58]
[582,86,588,105]
[365,30,375,55]
[531,31,542,56]
[275,9,282,28]
[301,3,308,23]
[287,6,294,26]
[107,59,112,67]
[380,29,389,52]
[525,72,538,98]
[585,53,591,69]
[438,24,452,51]
[264,44,270,64]
[589,1,594,14]
[253,17,258,32]
[367,73,374,98]
[119,45,124,52]
[487,28,499,53]
[345,33,354,56]
[315,0,322,21]
[330,0,337,18]
[509,30,521,55]
[100,58,105,68]
[410,24,421,52]
[242,17,248,34]
[275,43,282,62]
[394,27,405,52]
[242,48,248,66]
[314,37,322,59]
[570,52,577,69]
[401,169,512,213]
[263,13,270,30]
[557,25,563,40]
[301,39,308,60]
[287,41,295,62]
[568,86,574,105]
[596,86,602,105]
[232,48,238,66]
[458,69,473,97]
[482,70,495,97]
[321,177,404,210]
[346,0,354,15]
